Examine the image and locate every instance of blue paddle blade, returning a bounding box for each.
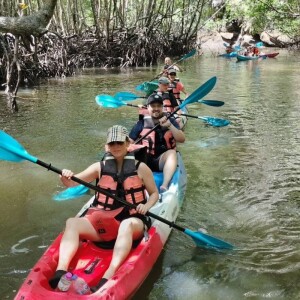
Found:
[180,76,217,109]
[95,95,125,108]
[0,130,37,163]
[95,99,120,108]
[53,185,90,201]
[114,92,139,101]
[201,117,230,127]
[95,94,116,102]
[135,83,145,91]
[143,81,159,96]
[185,229,234,250]
[178,49,196,61]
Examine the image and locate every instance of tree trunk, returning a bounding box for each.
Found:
[0,0,57,111]
[0,0,57,36]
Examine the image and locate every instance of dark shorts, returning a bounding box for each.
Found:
[115,208,152,230]
[146,155,161,172]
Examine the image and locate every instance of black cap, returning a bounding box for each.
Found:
[147,94,163,105]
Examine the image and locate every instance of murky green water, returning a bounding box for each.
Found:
[1,51,300,299]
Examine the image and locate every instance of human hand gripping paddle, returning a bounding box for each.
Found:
[95,95,229,127]
[136,49,196,91]
[0,129,233,250]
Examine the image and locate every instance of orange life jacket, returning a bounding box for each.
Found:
[138,115,176,156]
[93,152,147,213]
[169,79,181,99]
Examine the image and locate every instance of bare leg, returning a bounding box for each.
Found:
[159,150,177,189]
[49,216,101,289]
[102,218,144,280]
[56,217,101,271]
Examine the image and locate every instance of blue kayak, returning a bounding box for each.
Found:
[219,52,237,58]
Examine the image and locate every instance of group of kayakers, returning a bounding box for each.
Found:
[49,58,188,293]
[138,59,189,128]
[241,46,260,57]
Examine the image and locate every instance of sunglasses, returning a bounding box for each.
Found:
[169,73,176,76]
[108,141,125,146]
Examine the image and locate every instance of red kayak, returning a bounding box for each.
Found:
[15,152,187,300]
[259,52,279,58]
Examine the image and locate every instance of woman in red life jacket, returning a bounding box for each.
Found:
[167,68,189,101]
[129,94,185,193]
[48,125,159,292]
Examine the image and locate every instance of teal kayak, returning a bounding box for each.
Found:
[236,54,260,61]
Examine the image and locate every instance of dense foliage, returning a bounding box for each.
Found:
[0,0,299,111]
[223,0,299,42]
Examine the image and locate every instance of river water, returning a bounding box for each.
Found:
[1,50,300,300]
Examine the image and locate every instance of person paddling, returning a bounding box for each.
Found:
[167,68,189,101]
[48,125,159,292]
[129,94,185,193]
[162,57,183,75]
[137,77,184,127]
[155,76,179,113]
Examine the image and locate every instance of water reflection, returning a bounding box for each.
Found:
[1,51,300,299]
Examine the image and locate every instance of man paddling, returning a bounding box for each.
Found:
[162,57,183,75]
[129,94,185,193]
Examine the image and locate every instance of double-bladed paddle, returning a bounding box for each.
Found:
[96,95,229,127]
[0,130,234,250]
[136,49,196,91]
[114,91,225,107]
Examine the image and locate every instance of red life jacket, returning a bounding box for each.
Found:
[138,115,176,156]
[93,152,147,213]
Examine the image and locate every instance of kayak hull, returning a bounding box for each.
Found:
[236,54,260,61]
[15,152,187,300]
[259,52,279,58]
[237,52,279,61]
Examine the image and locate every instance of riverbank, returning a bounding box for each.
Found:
[197,29,297,56]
